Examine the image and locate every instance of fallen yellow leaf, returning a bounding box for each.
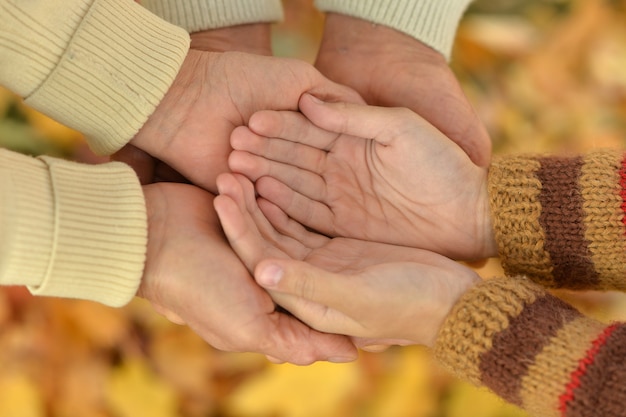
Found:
[226,360,362,417]
[106,359,180,417]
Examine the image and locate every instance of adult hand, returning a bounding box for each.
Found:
[315,13,491,166]
[129,48,363,192]
[213,173,479,348]
[229,95,497,260]
[112,23,273,185]
[138,181,358,365]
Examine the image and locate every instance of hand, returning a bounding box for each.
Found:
[113,23,271,184]
[138,182,358,365]
[315,13,491,167]
[229,95,497,260]
[130,49,363,192]
[213,173,479,348]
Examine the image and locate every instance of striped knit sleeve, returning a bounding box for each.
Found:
[434,277,626,417]
[488,150,626,291]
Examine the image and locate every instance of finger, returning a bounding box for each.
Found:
[248,110,340,151]
[214,174,285,271]
[255,176,336,237]
[359,344,390,353]
[257,198,329,250]
[231,124,329,173]
[261,314,358,364]
[229,174,311,260]
[353,338,415,349]
[307,77,366,106]
[229,151,327,201]
[299,93,413,146]
[255,259,355,314]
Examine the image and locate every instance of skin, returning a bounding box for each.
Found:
[229,94,498,261]
[213,173,479,349]
[139,181,358,365]
[315,13,491,167]
[112,24,273,184]
[128,45,362,192]
[122,25,361,364]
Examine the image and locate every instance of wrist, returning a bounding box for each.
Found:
[319,13,443,58]
[316,13,446,103]
[16,0,189,156]
[130,49,209,156]
[315,0,472,59]
[190,24,272,55]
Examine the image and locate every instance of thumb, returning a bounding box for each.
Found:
[255,259,363,337]
[299,94,399,146]
[255,259,347,306]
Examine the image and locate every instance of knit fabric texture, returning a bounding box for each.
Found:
[0,0,190,155]
[141,0,284,33]
[314,0,473,59]
[488,150,626,291]
[0,149,146,307]
[434,277,626,417]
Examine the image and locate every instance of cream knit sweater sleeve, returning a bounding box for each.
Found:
[0,149,146,307]
[141,0,284,33]
[315,0,473,60]
[0,0,190,155]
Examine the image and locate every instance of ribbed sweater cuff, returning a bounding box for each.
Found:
[0,150,147,307]
[314,0,472,59]
[0,0,190,155]
[488,151,626,291]
[434,277,626,417]
[141,0,283,32]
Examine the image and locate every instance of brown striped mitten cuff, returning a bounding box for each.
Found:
[488,151,626,291]
[434,277,626,417]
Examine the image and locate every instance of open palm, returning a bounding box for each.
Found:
[229,95,495,260]
[213,173,477,347]
[139,182,357,365]
[131,50,362,192]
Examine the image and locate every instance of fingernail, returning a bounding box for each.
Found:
[257,264,283,287]
[328,356,355,363]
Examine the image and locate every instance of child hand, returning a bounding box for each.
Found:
[214,173,479,348]
[228,94,496,260]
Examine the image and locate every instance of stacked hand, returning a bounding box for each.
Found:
[139,181,358,365]
[127,17,492,363]
[315,14,491,167]
[115,24,362,189]
[229,94,496,261]
[213,173,478,349]
[127,25,362,364]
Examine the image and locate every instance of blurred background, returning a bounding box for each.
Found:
[1,0,626,416]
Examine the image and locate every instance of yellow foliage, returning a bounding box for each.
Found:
[365,347,437,417]
[106,359,180,417]
[23,107,84,148]
[444,382,527,417]
[0,374,46,417]
[226,361,362,417]
[1,1,626,417]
